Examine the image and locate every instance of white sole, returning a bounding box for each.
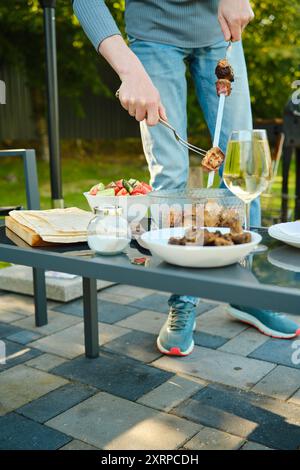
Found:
[227,306,298,339]
[156,320,196,356]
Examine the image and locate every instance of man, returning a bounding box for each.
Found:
[73,0,300,355]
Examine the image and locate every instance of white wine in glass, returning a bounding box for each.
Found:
[223,129,272,232]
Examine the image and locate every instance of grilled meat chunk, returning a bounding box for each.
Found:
[215,59,234,82]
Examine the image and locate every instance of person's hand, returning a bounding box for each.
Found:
[218,0,254,42]
[118,67,167,126]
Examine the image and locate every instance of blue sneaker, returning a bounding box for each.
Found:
[228,305,300,339]
[157,301,196,356]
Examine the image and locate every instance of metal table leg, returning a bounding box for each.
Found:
[82,277,99,358]
[33,267,48,326]
[281,145,293,222]
[296,148,300,220]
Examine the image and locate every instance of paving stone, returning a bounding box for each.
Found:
[52,350,172,401]
[25,353,67,372]
[152,346,275,390]
[0,364,68,415]
[60,439,99,450]
[54,299,140,324]
[117,310,166,335]
[0,265,114,302]
[249,338,300,369]
[241,441,273,450]
[137,375,204,412]
[13,310,81,336]
[103,330,162,362]
[196,306,248,339]
[193,331,228,349]
[252,365,300,400]
[219,329,269,356]
[173,384,300,450]
[98,292,137,305]
[28,322,128,359]
[0,412,71,450]
[289,388,300,406]
[0,311,25,323]
[105,284,154,299]
[0,340,42,370]
[0,293,35,316]
[6,329,42,345]
[196,302,218,316]
[184,426,245,450]
[17,383,97,423]
[46,391,200,450]
[129,294,170,313]
[0,322,23,339]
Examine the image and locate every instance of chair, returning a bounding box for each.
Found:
[0,149,47,326]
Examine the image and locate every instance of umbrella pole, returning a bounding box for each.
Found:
[40,0,64,208]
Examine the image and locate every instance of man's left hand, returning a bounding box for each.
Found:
[218,0,254,42]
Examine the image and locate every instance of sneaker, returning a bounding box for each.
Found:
[228,305,300,339]
[157,301,196,356]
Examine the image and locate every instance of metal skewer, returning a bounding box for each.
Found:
[207,40,232,188]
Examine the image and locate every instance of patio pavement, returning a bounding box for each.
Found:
[0,284,300,450]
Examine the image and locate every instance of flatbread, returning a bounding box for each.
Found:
[9,208,94,243]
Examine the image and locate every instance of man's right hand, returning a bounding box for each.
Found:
[118,68,167,126]
[99,35,166,126]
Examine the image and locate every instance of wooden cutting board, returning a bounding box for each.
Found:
[5,216,52,247]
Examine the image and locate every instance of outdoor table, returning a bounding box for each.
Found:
[0,225,300,359]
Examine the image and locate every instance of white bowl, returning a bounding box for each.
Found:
[84,192,149,222]
[141,227,262,268]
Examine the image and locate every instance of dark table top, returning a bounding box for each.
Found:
[1,225,300,315]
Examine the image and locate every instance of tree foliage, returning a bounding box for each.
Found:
[0,0,299,127]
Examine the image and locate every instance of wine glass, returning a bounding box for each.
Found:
[223,129,272,248]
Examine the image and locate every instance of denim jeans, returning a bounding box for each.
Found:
[130,37,261,307]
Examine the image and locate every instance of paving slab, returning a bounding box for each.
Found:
[0,265,114,302]
[17,383,97,423]
[6,329,42,345]
[60,439,99,450]
[137,375,204,412]
[0,364,68,415]
[54,299,140,324]
[152,345,275,390]
[241,441,273,450]
[13,310,81,336]
[103,330,162,363]
[129,294,170,313]
[184,426,245,450]
[46,391,200,450]
[0,412,71,450]
[28,322,128,359]
[105,284,155,299]
[52,350,172,401]
[173,384,300,450]
[117,310,166,335]
[0,340,42,370]
[25,353,67,372]
[0,322,23,339]
[249,338,300,369]
[0,311,25,323]
[252,365,300,400]
[193,331,228,349]
[289,388,300,406]
[219,329,269,356]
[0,293,35,316]
[98,292,137,305]
[196,306,248,339]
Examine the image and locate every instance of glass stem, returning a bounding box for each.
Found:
[244,202,251,231]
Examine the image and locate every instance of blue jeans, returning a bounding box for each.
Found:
[130,37,261,307]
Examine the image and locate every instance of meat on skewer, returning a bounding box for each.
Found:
[216,78,232,97]
[201,146,225,172]
[215,58,234,82]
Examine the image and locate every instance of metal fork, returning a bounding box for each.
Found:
[159,118,207,158]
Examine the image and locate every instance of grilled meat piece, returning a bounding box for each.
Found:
[202,146,225,172]
[231,232,252,244]
[168,236,187,246]
[216,79,232,97]
[215,59,234,82]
